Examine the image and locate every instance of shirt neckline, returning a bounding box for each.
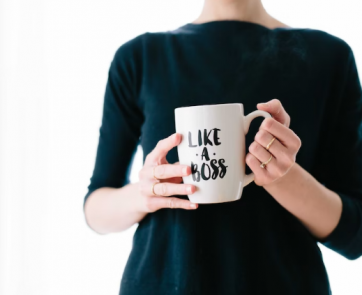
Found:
[180,20,299,33]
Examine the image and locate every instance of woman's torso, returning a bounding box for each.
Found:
[120,21,345,295]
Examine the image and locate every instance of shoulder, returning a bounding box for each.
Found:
[113,28,179,56]
[297,28,353,59]
[112,33,147,64]
[270,28,355,73]
[111,30,179,67]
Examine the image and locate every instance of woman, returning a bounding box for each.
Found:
[83,0,362,294]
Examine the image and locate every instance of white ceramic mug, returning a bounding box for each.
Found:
[174,103,271,204]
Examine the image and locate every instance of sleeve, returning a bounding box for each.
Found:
[311,43,362,260]
[83,35,145,211]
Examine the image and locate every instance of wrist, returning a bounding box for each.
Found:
[262,162,297,190]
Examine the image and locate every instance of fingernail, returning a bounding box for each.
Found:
[258,102,268,107]
[190,203,197,208]
[183,167,188,175]
[187,186,193,193]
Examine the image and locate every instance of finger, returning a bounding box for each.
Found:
[248,141,273,164]
[254,129,290,161]
[245,153,269,185]
[154,163,191,180]
[152,182,196,197]
[259,117,299,149]
[248,141,281,177]
[171,162,185,183]
[147,133,182,164]
[257,98,290,127]
[149,196,198,211]
[140,163,191,180]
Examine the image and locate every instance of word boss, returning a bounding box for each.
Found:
[187,128,228,182]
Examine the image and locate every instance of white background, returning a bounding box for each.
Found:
[0,0,361,294]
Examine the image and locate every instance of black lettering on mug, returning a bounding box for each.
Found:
[188,132,197,147]
[187,128,227,181]
[213,128,221,146]
[203,129,213,146]
[201,163,211,180]
[218,159,228,178]
[201,147,210,161]
[198,130,202,146]
[191,161,200,182]
[210,159,219,179]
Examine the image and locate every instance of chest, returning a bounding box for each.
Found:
[138,50,325,171]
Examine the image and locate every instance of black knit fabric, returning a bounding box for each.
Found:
[84,20,362,295]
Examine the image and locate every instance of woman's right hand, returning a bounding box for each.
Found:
[137,132,198,212]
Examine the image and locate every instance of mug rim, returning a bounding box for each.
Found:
[175,102,243,111]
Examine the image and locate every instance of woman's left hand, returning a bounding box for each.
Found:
[246,99,302,186]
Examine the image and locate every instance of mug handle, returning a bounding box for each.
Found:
[242,110,272,187]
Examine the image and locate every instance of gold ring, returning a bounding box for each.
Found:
[152,165,159,180]
[260,154,273,169]
[266,137,276,151]
[151,181,159,196]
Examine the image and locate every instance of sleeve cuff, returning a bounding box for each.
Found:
[320,192,362,260]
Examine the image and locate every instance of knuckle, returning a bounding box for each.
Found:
[156,165,165,178]
[272,98,282,109]
[290,141,299,151]
[290,131,301,149]
[160,183,167,196]
[168,197,176,209]
[246,153,253,163]
[272,98,281,104]
[286,114,291,123]
[254,130,263,142]
[249,142,258,153]
[281,152,293,168]
[256,129,269,143]
[262,117,274,130]
[296,136,302,149]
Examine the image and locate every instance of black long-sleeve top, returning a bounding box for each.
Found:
[84,20,362,295]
